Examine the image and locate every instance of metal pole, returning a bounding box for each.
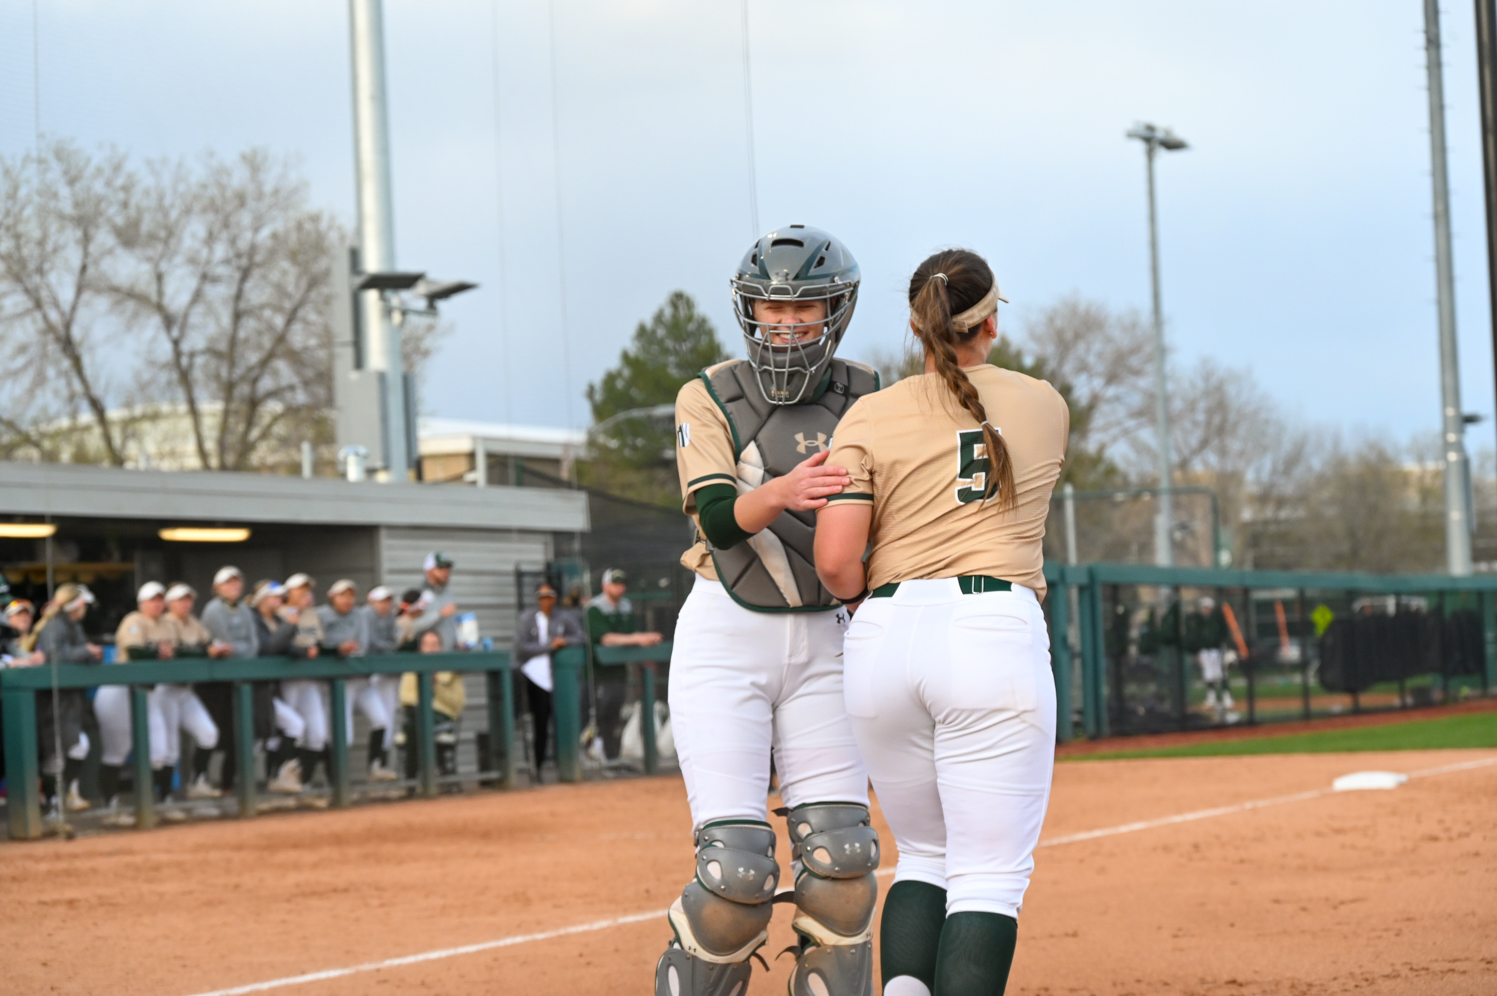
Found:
[1063,482,1079,566]
[1144,140,1175,567]
[1425,0,1474,575]
[1476,0,1497,476]
[349,0,408,480]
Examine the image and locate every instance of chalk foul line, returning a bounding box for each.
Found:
[182,909,669,996]
[181,754,1496,996]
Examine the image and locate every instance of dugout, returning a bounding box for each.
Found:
[0,459,588,638]
[0,459,590,786]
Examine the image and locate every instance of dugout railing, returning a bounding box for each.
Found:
[1,653,524,841]
[2,646,677,841]
[1046,563,1497,743]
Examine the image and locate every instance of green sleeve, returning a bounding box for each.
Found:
[586,606,607,643]
[697,482,753,550]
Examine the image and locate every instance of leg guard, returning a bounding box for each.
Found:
[656,821,779,996]
[784,803,881,996]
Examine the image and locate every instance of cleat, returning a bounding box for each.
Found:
[267,759,304,795]
[187,773,223,799]
[64,781,92,813]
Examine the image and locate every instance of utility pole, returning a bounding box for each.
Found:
[1475,0,1497,493]
[1126,123,1188,567]
[1425,0,1474,575]
[349,0,408,480]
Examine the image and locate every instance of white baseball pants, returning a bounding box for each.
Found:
[94,684,171,767]
[669,575,868,829]
[843,579,1056,919]
[151,684,219,766]
[344,675,395,746]
[281,679,329,751]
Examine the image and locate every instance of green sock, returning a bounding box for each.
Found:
[934,912,1017,996]
[881,881,947,994]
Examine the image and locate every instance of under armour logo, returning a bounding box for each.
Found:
[795,432,828,454]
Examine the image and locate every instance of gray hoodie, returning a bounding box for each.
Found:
[412,581,458,651]
[202,596,259,658]
[318,604,369,657]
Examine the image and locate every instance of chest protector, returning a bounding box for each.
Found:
[701,358,879,612]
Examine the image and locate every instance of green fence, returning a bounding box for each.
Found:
[1,653,521,841]
[1045,563,1497,743]
[2,644,677,841]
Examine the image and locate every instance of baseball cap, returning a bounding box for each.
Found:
[251,580,285,606]
[165,583,196,602]
[399,587,424,607]
[57,583,95,612]
[137,581,167,602]
[213,566,244,586]
[601,568,628,586]
[327,578,357,598]
[284,573,314,591]
[367,585,393,603]
[4,598,35,618]
[423,552,454,571]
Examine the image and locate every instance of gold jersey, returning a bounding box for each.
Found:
[114,611,176,661]
[824,364,1068,599]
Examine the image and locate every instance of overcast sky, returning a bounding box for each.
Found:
[2,0,1495,450]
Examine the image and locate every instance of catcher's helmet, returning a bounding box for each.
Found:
[731,225,860,406]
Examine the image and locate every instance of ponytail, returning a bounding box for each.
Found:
[909,251,1016,510]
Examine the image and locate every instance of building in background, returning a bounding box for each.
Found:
[417,418,587,487]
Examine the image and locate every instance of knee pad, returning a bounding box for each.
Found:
[784,803,880,996]
[667,822,779,965]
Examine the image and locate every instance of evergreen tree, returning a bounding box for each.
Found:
[579,291,730,505]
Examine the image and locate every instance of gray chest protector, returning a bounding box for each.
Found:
[701,358,879,612]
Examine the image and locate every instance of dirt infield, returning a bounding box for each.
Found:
[2,748,1494,996]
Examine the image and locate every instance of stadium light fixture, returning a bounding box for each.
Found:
[0,523,57,539]
[356,270,425,291]
[158,527,252,543]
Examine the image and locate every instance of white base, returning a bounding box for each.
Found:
[1332,771,1408,792]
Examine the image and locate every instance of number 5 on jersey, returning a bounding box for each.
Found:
[955,428,998,504]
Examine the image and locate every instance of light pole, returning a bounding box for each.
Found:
[1126,122,1189,567]
[349,0,406,480]
[1424,0,1474,575]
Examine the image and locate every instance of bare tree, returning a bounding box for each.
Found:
[108,151,341,470]
[1020,295,1154,455]
[0,143,135,464]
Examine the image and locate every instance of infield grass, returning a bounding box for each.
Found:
[1071,710,1497,760]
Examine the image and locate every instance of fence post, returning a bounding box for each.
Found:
[552,646,583,783]
[3,684,42,840]
[328,679,350,807]
[501,661,518,788]
[486,668,511,787]
[641,662,659,775]
[234,682,256,818]
[130,685,156,831]
[1483,591,1497,695]
[417,672,437,797]
[1077,571,1101,739]
[1047,573,1074,743]
[1299,590,1312,720]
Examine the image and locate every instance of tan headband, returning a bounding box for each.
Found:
[949,284,1007,331]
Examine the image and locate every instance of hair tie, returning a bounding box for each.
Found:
[931,272,948,285]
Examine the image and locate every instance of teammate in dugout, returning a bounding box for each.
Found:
[656,226,882,996]
[815,249,1068,996]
